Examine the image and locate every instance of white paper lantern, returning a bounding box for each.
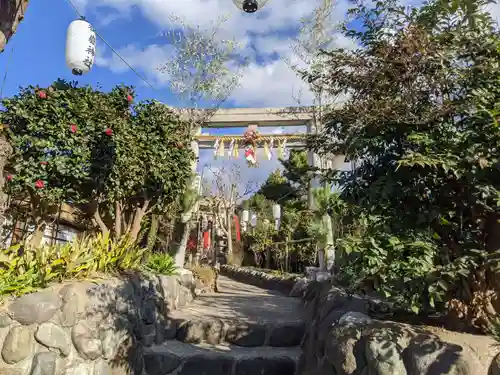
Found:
[232,0,269,13]
[66,19,96,76]
[272,204,281,220]
[250,213,257,228]
[241,210,249,223]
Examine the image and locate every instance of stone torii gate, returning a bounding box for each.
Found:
[189,107,346,206]
[187,107,345,275]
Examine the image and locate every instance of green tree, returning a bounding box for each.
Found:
[280,150,310,198]
[2,80,124,245]
[256,169,299,203]
[2,81,193,245]
[90,100,193,242]
[306,0,500,322]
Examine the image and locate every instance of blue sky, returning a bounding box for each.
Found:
[0,0,498,191]
[0,0,344,189]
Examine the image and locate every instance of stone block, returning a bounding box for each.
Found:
[71,320,102,360]
[30,352,57,375]
[143,351,181,375]
[234,357,296,375]
[176,320,206,344]
[8,291,61,325]
[269,321,305,347]
[35,322,71,356]
[178,355,233,375]
[1,325,34,364]
[225,323,267,347]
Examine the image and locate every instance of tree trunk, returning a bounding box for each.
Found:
[92,209,109,236]
[114,202,122,239]
[175,221,191,268]
[226,210,233,255]
[0,0,29,52]
[147,214,159,251]
[0,134,12,232]
[129,209,145,243]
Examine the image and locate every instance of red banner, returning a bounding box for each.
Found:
[234,215,241,242]
[203,231,210,249]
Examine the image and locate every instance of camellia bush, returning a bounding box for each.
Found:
[89,100,194,242]
[1,79,193,245]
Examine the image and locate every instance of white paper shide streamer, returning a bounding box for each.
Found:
[213,139,220,157]
[228,139,235,159]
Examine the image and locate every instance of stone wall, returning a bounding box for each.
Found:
[220,265,303,295]
[0,271,195,375]
[299,280,500,375]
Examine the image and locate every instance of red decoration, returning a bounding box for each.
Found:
[37,91,47,99]
[35,180,45,189]
[187,238,197,250]
[127,95,133,102]
[203,231,210,250]
[234,215,241,242]
[6,175,12,181]
[244,146,257,166]
[40,161,48,165]
[70,124,77,133]
[243,129,259,146]
[104,128,113,136]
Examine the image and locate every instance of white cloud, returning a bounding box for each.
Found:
[85,0,499,185]
[86,0,352,107]
[95,43,175,86]
[87,0,499,108]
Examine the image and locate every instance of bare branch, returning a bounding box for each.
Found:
[270,0,347,123]
[207,164,258,211]
[157,14,247,128]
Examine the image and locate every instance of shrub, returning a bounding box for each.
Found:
[488,316,500,346]
[144,253,177,276]
[189,265,217,288]
[0,233,145,296]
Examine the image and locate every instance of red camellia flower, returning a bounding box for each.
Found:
[40,161,48,165]
[70,124,77,133]
[35,180,45,189]
[37,91,47,99]
[6,175,12,181]
[104,128,113,136]
[126,94,133,102]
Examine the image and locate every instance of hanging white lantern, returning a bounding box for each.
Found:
[232,0,269,13]
[272,204,281,220]
[65,18,97,76]
[272,203,281,231]
[250,213,257,228]
[241,210,249,223]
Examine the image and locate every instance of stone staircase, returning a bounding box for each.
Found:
[145,275,306,375]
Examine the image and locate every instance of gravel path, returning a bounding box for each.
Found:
[170,275,305,324]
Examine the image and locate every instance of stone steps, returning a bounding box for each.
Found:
[173,318,306,347]
[143,340,301,375]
